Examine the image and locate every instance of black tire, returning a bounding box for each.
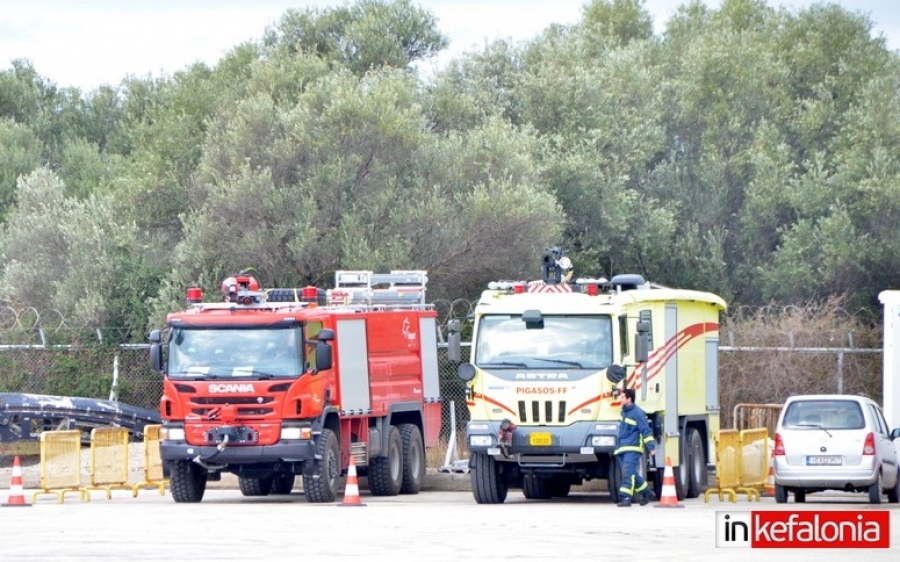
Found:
[673,433,690,500]
[774,483,787,504]
[546,477,572,498]
[169,459,207,503]
[399,423,425,495]
[369,425,403,496]
[238,476,273,496]
[868,473,882,504]
[303,428,340,503]
[270,473,295,495]
[685,427,707,499]
[522,474,552,499]
[794,488,806,503]
[471,452,508,504]
[608,454,621,501]
[887,470,900,504]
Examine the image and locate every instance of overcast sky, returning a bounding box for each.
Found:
[2,1,898,92]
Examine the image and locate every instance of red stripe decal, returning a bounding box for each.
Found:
[626,322,718,390]
[472,392,518,417]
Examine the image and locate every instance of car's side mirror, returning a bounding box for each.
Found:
[890,427,900,440]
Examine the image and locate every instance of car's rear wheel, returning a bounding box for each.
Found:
[868,473,883,504]
[774,483,787,504]
[887,470,900,504]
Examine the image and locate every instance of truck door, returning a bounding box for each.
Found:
[335,318,372,413]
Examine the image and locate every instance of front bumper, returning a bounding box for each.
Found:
[465,420,618,464]
[160,440,316,465]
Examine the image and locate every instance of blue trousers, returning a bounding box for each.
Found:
[617,451,648,499]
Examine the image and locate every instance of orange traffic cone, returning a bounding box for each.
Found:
[763,455,775,497]
[338,463,366,507]
[654,456,684,508]
[2,455,32,507]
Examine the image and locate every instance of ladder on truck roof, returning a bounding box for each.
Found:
[332,270,428,307]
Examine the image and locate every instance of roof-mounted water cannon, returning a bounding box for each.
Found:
[541,246,573,285]
[221,270,266,305]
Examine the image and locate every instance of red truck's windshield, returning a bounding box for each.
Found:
[166,326,305,379]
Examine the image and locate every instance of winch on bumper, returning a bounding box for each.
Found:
[466,419,619,464]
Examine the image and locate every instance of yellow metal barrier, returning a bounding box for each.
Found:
[32,430,90,504]
[85,427,132,499]
[740,427,768,495]
[705,429,739,503]
[132,424,168,497]
[704,429,762,503]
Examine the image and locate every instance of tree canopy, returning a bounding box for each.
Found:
[1,0,898,340]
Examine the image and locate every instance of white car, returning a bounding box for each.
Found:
[773,394,900,504]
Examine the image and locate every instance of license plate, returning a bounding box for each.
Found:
[530,432,552,446]
[806,455,842,466]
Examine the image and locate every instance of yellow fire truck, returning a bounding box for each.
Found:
[448,248,727,503]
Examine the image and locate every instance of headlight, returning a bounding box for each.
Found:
[280,426,312,440]
[161,427,185,441]
[281,427,301,440]
[591,435,616,447]
[470,435,493,447]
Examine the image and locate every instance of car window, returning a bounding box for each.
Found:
[867,404,887,435]
[781,399,864,429]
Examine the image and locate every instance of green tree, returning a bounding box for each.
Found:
[0,119,42,218]
[262,0,448,75]
[0,168,146,337]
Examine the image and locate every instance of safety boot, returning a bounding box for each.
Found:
[639,489,656,506]
[617,497,632,507]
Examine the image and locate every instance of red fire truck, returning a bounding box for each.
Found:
[149,270,442,503]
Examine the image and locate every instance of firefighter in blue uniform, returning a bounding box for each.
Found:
[613,388,657,507]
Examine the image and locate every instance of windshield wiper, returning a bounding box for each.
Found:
[798,423,832,437]
[167,371,225,379]
[535,358,585,368]
[478,361,528,368]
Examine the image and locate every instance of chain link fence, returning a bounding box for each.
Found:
[0,301,885,437]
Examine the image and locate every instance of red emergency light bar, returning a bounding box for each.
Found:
[186,287,203,303]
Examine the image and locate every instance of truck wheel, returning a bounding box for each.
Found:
[471,452,508,504]
[170,459,207,503]
[685,427,707,498]
[303,428,340,503]
[547,476,572,498]
[369,425,403,496]
[239,476,273,496]
[674,436,690,500]
[608,455,621,501]
[523,474,552,499]
[399,423,425,494]
[270,473,295,495]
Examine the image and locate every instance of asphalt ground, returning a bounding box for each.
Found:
[3,484,898,562]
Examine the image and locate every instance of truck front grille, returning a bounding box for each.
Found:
[517,400,566,424]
